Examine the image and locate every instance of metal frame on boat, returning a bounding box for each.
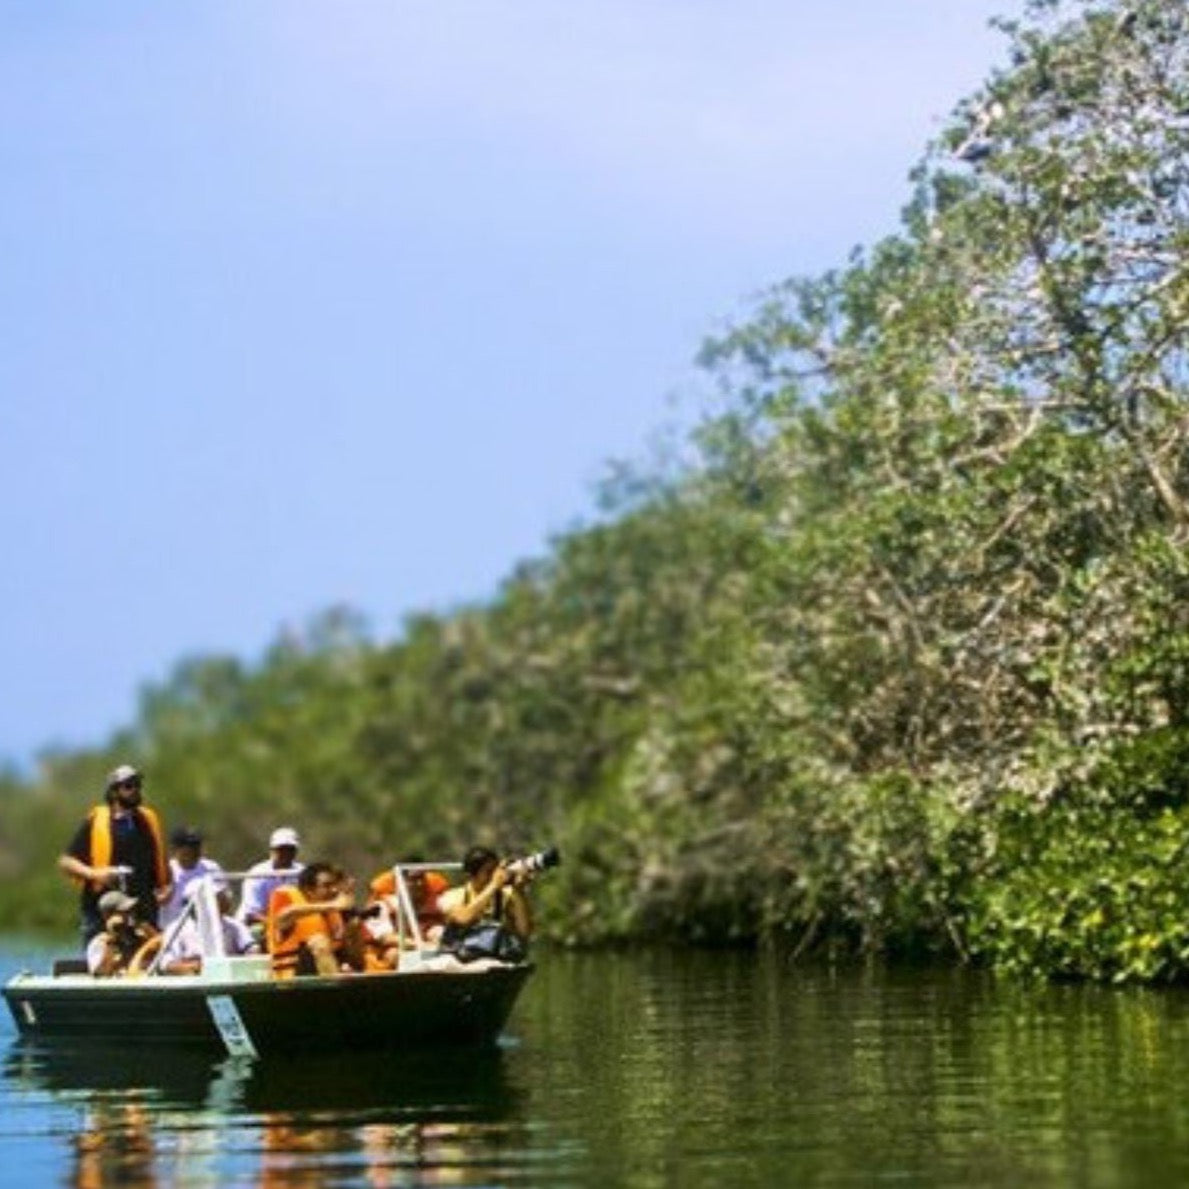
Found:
[3,863,533,1058]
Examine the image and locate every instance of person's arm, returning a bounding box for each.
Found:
[86,932,120,977]
[503,884,534,940]
[272,891,354,938]
[238,869,269,924]
[222,916,262,955]
[440,868,512,929]
[57,853,124,889]
[303,930,341,976]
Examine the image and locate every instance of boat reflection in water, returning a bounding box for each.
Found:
[5,1038,532,1187]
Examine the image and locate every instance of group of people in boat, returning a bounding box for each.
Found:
[57,763,535,978]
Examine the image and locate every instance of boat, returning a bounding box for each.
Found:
[2,863,533,1058]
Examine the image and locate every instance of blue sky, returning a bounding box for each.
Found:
[0,1,1009,769]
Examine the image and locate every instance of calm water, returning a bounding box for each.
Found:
[3,938,1189,1187]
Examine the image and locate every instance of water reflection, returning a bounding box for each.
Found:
[4,1041,529,1187]
[12,948,1189,1186]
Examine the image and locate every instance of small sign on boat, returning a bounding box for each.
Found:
[206,994,258,1058]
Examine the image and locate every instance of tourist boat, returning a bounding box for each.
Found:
[2,864,533,1059]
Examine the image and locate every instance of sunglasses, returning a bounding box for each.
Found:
[117,779,142,791]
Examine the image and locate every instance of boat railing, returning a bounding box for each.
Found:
[143,875,230,976]
[384,862,461,959]
[141,869,292,977]
[139,862,463,976]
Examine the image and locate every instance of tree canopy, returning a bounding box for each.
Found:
[6,0,1189,981]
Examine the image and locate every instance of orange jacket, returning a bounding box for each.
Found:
[368,869,449,932]
[267,886,343,978]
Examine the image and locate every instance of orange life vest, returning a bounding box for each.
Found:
[84,804,169,894]
[367,869,450,933]
[268,886,343,978]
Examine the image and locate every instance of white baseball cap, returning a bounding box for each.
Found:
[269,826,300,849]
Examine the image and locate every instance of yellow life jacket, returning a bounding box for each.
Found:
[84,804,169,894]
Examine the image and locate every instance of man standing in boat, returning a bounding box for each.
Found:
[57,763,172,945]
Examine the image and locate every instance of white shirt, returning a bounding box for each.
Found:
[85,931,112,974]
[160,857,227,928]
[162,914,259,965]
[236,858,304,922]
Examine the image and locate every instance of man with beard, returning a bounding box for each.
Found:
[58,763,172,945]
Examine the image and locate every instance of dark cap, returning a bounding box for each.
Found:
[170,825,202,848]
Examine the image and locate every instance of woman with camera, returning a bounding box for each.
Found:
[438,846,535,955]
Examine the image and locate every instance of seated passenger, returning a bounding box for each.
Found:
[237,826,304,938]
[365,857,451,966]
[159,825,227,931]
[267,861,359,978]
[157,881,262,975]
[86,890,160,977]
[438,845,534,945]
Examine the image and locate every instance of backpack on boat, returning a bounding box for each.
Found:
[439,921,527,964]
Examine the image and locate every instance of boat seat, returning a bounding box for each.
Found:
[51,958,88,976]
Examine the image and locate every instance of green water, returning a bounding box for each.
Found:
[3,942,1189,1186]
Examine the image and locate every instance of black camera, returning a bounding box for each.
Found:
[504,845,561,879]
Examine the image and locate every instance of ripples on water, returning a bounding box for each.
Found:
[5,940,1189,1186]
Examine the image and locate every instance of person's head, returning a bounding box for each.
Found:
[462,845,500,889]
[170,825,203,868]
[97,889,138,927]
[268,826,300,868]
[104,764,143,809]
[297,861,338,901]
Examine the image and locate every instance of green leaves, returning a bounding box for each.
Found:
[8,1,1189,978]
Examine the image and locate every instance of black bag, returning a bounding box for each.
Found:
[439,921,527,964]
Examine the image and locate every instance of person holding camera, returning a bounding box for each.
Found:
[438,845,535,945]
[86,889,160,977]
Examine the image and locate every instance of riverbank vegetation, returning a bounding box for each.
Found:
[5,0,1189,982]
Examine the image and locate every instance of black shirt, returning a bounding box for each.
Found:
[67,807,162,925]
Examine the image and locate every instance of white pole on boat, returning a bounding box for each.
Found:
[144,887,199,976]
[393,866,425,953]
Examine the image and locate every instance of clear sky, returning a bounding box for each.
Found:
[0,1,1010,770]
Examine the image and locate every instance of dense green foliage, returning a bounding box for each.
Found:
[6,0,1189,980]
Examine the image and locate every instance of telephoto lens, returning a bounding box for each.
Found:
[505,845,561,878]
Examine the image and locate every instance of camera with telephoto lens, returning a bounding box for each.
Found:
[504,845,561,879]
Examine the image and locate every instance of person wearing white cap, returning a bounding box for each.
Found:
[236,826,305,933]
